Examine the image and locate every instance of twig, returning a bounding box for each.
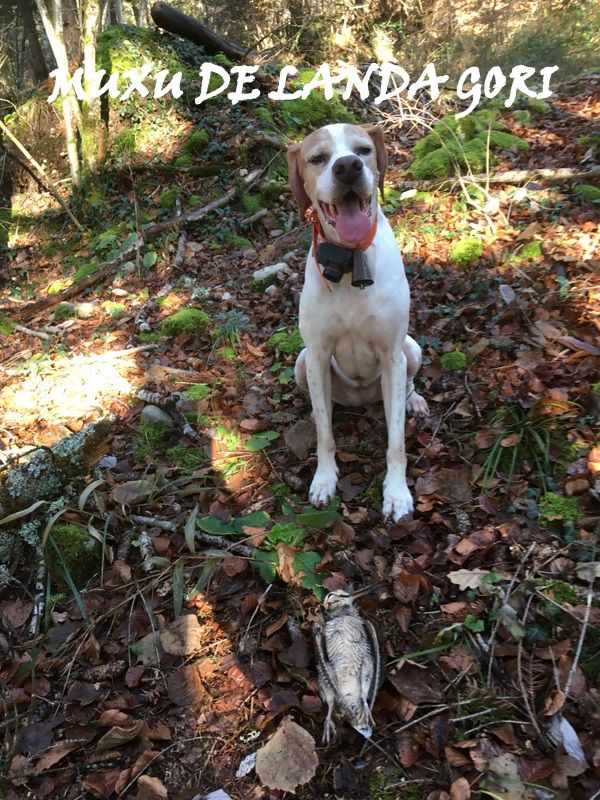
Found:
[134,300,157,333]
[172,196,187,270]
[130,514,177,531]
[563,576,594,699]
[29,546,46,638]
[0,123,83,231]
[516,593,544,742]
[13,324,52,341]
[196,531,254,557]
[401,165,600,190]
[241,208,269,227]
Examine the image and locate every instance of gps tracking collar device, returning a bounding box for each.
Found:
[316,242,374,289]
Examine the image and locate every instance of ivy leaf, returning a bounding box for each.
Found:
[266,522,307,547]
[251,550,279,582]
[143,251,158,268]
[235,510,270,529]
[197,516,237,535]
[245,430,279,452]
[293,551,325,600]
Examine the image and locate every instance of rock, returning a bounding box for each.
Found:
[241,248,257,260]
[282,250,297,263]
[140,405,175,428]
[111,288,129,297]
[251,262,287,291]
[121,261,136,273]
[265,285,277,295]
[284,419,316,461]
[269,229,284,238]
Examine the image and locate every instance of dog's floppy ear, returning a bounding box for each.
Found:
[287,143,311,218]
[362,125,387,200]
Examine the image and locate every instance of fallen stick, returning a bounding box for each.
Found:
[29,546,46,638]
[401,165,600,190]
[0,121,83,232]
[8,170,261,323]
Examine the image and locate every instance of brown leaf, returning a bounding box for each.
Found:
[136,775,168,800]
[34,742,79,773]
[397,733,420,767]
[125,666,145,688]
[160,614,204,656]
[388,664,443,704]
[255,717,318,793]
[0,598,33,629]
[543,689,566,716]
[392,572,420,604]
[111,479,155,506]
[167,663,206,707]
[436,467,472,503]
[82,768,122,798]
[96,719,143,751]
[98,710,132,727]
[284,419,316,460]
[450,777,471,800]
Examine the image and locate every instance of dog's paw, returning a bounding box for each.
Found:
[406,391,429,417]
[382,478,414,522]
[309,470,338,508]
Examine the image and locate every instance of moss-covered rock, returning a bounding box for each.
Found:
[182,128,210,155]
[450,237,484,266]
[573,184,600,203]
[513,239,543,262]
[268,326,304,355]
[159,186,182,209]
[527,98,550,115]
[162,308,210,336]
[48,523,102,587]
[184,383,212,400]
[539,493,580,526]
[441,350,468,371]
[0,315,15,335]
[73,263,97,282]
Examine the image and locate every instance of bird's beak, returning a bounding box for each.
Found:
[350,580,387,600]
[353,724,373,739]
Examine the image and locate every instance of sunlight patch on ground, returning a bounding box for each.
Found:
[0,349,142,445]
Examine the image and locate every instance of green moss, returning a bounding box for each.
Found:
[159,186,182,209]
[225,232,254,249]
[242,193,263,214]
[268,326,304,355]
[184,383,212,400]
[102,301,126,318]
[528,98,550,115]
[573,184,600,203]
[592,382,600,398]
[577,134,600,148]
[162,308,210,336]
[73,263,97,282]
[137,331,165,344]
[450,237,484,266]
[182,128,210,155]
[279,71,356,134]
[477,130,529,151]
[441,350,468,371]
[47,279,71,295]
[410,138,491,179]
[539,492,581,526]
[166,445,207,471]
[512,110,531,125]
[48,524,102,587]
[54,303,76,320]
[513,239,543,262]
[217,345,237,360]
[255,106,274,126]
[174,154,193,168]
[0,315,15,335]
[213,53,234,68]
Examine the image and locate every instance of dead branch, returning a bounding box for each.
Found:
[150,1,252,63]
[401,165,600,190]
[0,120,83,231]
[8,169,261,322]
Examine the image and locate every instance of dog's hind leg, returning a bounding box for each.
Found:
[295,348,308,391]
[403,336,429,416]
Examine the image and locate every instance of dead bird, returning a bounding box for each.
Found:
[313,587,383,745]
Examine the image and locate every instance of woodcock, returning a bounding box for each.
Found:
[313,589,383,744]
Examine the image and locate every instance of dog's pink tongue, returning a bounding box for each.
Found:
[336,197,371,243]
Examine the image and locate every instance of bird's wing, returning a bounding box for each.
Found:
[364,619,382,710]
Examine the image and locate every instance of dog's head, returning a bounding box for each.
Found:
[287,124,387,246]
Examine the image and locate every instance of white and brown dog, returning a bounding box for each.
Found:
[287,123,428,522]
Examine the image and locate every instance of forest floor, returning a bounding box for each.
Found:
[0,66,599,800]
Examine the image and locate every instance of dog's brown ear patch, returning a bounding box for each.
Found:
[362,125,388,200]
[287,144,311,218]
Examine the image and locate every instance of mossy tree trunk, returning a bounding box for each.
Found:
[34,0,82,184]
[80,0,106,171]
[22,0,49,83]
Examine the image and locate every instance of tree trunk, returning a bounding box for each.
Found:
[113,0,124,24]
[35,0,82,184]
[22,0,50,83]
[150,2,251,62]
[80,0,106,171]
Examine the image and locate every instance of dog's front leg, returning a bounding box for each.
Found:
[380,347,413,521]
[305,347,338,507]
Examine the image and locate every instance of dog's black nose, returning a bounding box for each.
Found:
[332,155,363,183]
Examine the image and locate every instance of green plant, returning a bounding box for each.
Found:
[512,239,543,262]
[159,186,182,209]
[46,524,102,588]
[184,383,212,400]
[573,184,600,204]
[73,263,97,281]
[0,315,16,335]
[539,492,581,526]
[450,236,484,266]
[162,308,210,336]
[166,445,207,471]
[212,310,251,347]
[441,350,468,371]
[268,326,304,355]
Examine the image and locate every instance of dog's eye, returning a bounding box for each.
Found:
[308,153,325,165]
[356,146,372,156]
